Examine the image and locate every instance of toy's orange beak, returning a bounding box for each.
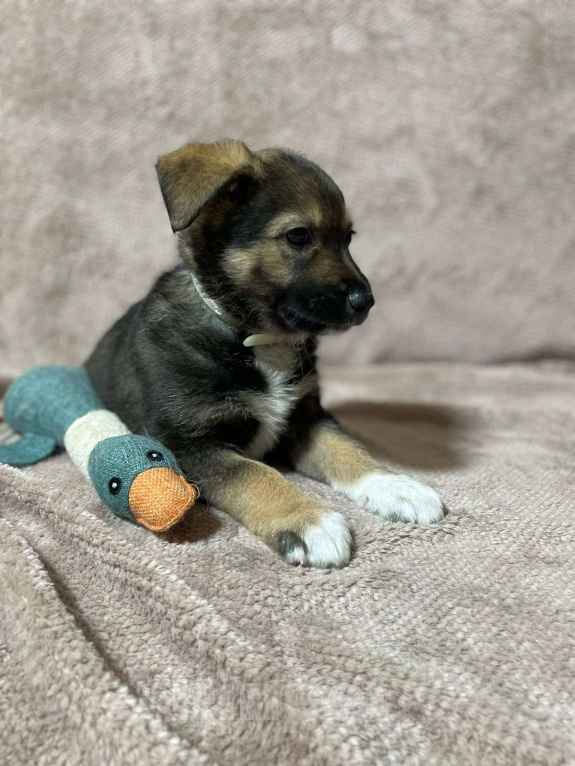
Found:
[128,468,197,532]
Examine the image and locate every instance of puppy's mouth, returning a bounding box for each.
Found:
[277,306,363,335]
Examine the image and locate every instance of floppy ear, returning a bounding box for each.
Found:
[156,140,262,232]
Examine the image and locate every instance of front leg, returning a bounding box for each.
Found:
[176,445,351,568]
[290,396,444,524]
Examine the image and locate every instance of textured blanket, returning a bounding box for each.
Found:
[1,362,574,764]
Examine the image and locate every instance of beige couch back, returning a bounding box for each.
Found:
[2,1,575,374]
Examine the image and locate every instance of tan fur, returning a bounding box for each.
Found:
[223,241,291,289]
[264,206,326,236]
[205,452,325,544]
[264,213,310,238]
[221,247,255,284]
[156,140,263,232]
[254,147,286,165]
[293,421,387,487]
[304,199,323,228]
[308,252,353,283]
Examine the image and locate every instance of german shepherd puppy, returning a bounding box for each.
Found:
[86,140,444,567]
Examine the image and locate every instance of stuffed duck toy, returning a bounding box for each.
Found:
[0,366,197,531]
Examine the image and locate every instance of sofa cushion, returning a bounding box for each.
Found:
[2,2,575,372]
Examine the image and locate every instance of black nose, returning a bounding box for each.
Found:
[347,284,375,314]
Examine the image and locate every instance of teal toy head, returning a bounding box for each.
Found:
[88,434,197,531]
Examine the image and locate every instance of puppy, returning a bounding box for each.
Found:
[86,140,444,566]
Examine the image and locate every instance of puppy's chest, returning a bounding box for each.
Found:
[241,345,310,460]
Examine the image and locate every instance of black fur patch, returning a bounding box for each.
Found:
[275,530,308,563]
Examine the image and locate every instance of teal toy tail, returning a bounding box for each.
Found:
[0,364,101,468]
[0,433,58,466]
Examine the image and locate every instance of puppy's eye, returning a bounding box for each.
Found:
[286,228,311,247]
[346,230,356,246]
[147,450,163,461]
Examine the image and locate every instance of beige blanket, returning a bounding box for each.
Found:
[1,362,574,765]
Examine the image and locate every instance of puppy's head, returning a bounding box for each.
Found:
[156,140,374,337]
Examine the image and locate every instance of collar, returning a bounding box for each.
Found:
[191,273,283,347]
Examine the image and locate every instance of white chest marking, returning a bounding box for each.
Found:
[243,345,310,460]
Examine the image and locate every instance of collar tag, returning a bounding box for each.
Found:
[243,333,283,347]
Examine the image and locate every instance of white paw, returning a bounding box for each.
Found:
[278,511,352,568]
[343,473,444,524]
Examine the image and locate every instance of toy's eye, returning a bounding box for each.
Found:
[286,227,310,247]
[108,477,122,495]
[147,450,163,461]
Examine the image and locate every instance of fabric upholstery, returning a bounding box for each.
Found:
[2,0,575,373]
